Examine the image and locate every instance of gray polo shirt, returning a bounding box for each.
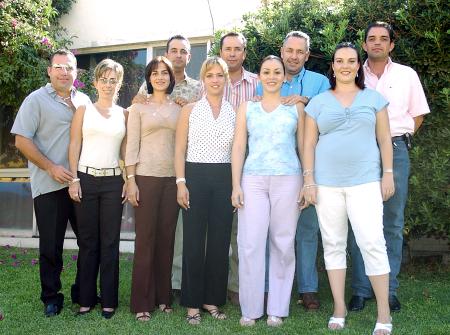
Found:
[11,83,91,198]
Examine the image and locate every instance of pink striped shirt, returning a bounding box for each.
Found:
[223,68,258,110]
[363,58,430,136]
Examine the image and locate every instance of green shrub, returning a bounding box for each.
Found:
[221,0,449,238]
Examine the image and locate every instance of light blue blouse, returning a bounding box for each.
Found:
[305,88,389,187]
[243,101,300,176]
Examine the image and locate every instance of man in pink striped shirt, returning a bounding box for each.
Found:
[219,32,259,305]
[348,21,430,314]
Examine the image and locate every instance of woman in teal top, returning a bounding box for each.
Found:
[231,55,305,327]
[302,42,394,335]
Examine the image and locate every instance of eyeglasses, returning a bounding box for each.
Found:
[98,78,119,85]
[51,64,75,72]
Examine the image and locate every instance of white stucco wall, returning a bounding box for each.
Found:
[60,0,261,50]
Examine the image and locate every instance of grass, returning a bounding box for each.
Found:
[0,246,449,335]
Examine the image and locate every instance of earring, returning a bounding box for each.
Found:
[356,73,359,78]
[333,73,336,78]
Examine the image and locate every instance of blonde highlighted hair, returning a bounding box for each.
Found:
[199,56,229,82]
[94,59,124,87]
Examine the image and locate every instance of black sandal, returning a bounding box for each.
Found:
[159,304,173,313]
[186,312,201,325]
[202,307,227,320]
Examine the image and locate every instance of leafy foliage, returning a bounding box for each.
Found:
[0,0,75,168]
[219,0,449,237]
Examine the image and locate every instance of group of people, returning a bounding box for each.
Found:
[11,21,430,335]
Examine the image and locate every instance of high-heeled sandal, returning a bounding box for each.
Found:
[202,307,226,320]
[186,312,201,325]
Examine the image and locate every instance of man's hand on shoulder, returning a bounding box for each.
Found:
[174,97,189,107]
[281,95,309,106]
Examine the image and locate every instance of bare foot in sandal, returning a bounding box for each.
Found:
[159,304,173,313]
[202,304,227,320]
[186,308,201,325]
[136,312,151,321]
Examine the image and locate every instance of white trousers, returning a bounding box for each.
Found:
[238,175,301,319]
[315,182,390,276]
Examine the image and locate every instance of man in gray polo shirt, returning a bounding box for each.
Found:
[11,49,91,317]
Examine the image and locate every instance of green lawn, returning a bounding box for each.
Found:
[0,246,449,335]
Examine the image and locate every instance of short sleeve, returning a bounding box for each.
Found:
[318,76,331,94]
[408,70,430,117]
[371,90,389,113]
[11,94,40,139]
[304,95,320,120]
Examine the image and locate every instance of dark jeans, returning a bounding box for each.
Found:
[350,139,410,297]
[75,172,123,308]
[130,176,179,313]
[180,163,234,308]
[34,188,80,306]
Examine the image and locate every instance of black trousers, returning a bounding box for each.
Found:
[75,172,123,308]
[180,163,234,308]
[34,188,80,306]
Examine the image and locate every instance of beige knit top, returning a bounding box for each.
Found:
[125,101,181,177]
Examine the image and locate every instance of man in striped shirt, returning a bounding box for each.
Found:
[219,31,259,305]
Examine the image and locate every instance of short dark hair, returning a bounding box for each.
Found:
[328,42,365,90]
[364,21,395,42]
[49,49,77,67]
[165,35,190,53]
[219,32,247,50]
[259,55,285,75]
[144,56,176,94]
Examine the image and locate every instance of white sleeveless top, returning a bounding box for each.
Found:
[186,97,235,163]
[79,104,126,169]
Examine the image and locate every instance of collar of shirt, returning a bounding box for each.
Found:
[363,57,393,77]
[283,67,306,85]
[45,82,77,100]
[229,68,257,87]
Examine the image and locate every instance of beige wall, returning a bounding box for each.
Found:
[60,0,261,50]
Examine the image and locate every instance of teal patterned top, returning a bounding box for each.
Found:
[243,101,301,176]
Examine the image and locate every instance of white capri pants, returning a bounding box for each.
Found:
[315,181,390,276]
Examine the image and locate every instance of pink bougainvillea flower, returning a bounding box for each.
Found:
[11,18,18,28]
[12,261,19,267]
[0,2,6,9]
[11,254,17,259]
[41,37,52,48]
[31,259,38,266]
[73,79,85,89]
[71,254,78,261]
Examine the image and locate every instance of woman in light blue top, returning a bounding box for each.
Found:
[302,43,394,335]
[231,55,305,327]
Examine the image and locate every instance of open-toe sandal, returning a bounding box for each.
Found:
[202,307,226,320]
[372,320,392,335]
[159,304,173,313]
[186,312,201,325]
[240,316,255,326]
[328,316,346,330]
[136,312,151,321]
[267,315,283,327]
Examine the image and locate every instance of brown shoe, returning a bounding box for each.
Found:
[298,292,320,311]
[227,290,240,306]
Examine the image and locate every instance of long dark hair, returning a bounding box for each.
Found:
[144,56,176,94]
[328,42,365,90]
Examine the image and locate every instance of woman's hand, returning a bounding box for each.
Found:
[177,183,190,210]
[126,179,139,207]
[301,184,317,209]
[381,173,395,201]
[69,182,82,203]
[121,180,128,204]
[231,186,244,209]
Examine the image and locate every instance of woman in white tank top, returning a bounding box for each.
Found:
[68,59,127,319]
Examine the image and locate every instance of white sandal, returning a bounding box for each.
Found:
[267,315,283,327]
[239,316,255,326]
[372,321,393,335]
[328,316,345,330]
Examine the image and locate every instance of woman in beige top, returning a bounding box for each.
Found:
[125,56,181,321]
